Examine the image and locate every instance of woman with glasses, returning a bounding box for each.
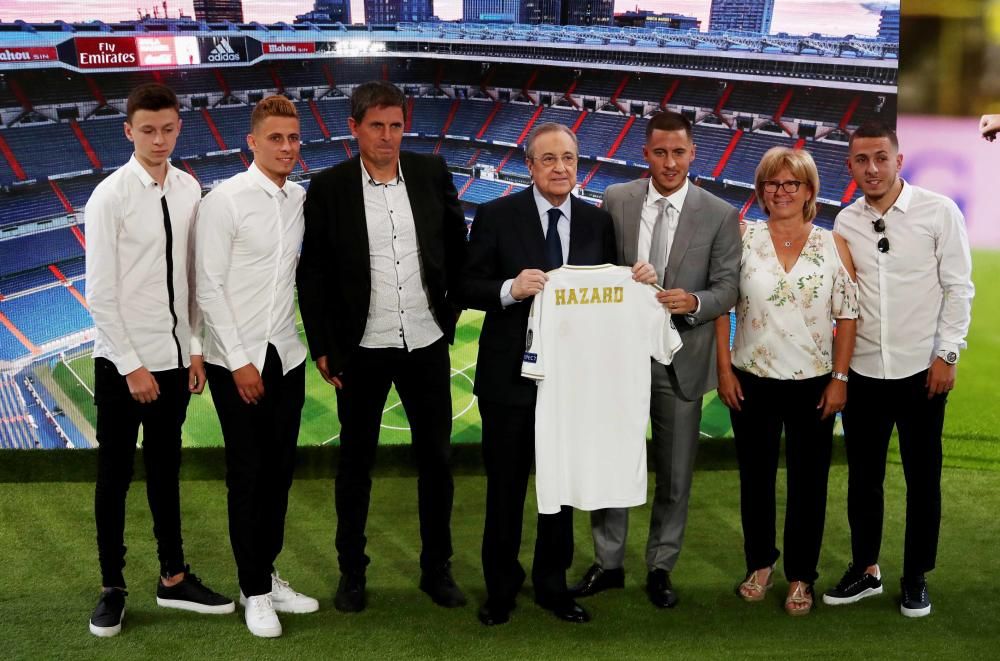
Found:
[714,147,859,616]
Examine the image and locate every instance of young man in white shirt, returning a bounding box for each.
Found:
[85,83,234,638]
[196,96,318,638]
[824,121,974,617]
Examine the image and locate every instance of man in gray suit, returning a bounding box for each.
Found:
[570,111,741,608]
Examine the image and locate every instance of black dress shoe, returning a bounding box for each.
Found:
[477,602,511,626]
[334,573,367,613]
[570,564,625,597]
[537,598,591,623]
[420,563,468,608]
[646,569,679,608]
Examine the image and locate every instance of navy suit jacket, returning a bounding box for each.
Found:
[461,186,617,407]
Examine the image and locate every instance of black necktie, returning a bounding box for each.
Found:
[545,207,563,269]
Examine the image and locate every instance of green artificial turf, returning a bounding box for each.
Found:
[3,466,998,660]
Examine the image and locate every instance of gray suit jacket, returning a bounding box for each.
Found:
[604,178,741,400]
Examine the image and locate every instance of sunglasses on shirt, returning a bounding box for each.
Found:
[872,217,889,253]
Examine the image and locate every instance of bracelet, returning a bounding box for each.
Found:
[831,372,849,383]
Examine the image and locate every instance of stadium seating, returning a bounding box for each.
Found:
[172,109,225,159]
[0,184,67,227]
[77,117,133,172]
[0,138,19,185]
[445,99,496,138]
[480,102,537,144]
[0,285,91,347]
[314,97,352,137]
[575,111,628,158]
[58,174,107,209]
[409,98,453,136]
[461,178,512,204]
[21,374,87,449]
[0,374,40,449]
[186,153,247,187]
[0,228,83,278]
[206,104,254,151]
[4,123,95,181]
[573,69,623,98]
[295,101,328,143]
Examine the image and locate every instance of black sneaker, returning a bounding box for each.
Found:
[89,588,127,637]
[900,575,932,618]
[155,568,235,614]
[334,573,367,613]
[822,564,883,605]
[420,563,468,608]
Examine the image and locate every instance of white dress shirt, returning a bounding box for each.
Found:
[195,162,307,375]
[359,159,442,351]
[499,186,572,306]
[834,180,974,379]
[638,177,688,264]
[85,154,202,375]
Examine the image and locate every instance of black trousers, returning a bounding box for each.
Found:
[843,369,945,578]
[479,398,574,610]
[334,337,455,574]
[730,369,834,584]
[93,357,190,588]
[206,345,305,597]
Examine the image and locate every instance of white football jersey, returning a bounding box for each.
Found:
[521,264,683,515]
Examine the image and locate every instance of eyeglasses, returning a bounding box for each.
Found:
[872,217,889,253]
[762,180,802,194]
[532,153,577,168]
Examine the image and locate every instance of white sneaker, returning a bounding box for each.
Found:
[269,572,320,614]
[244,594,281,638]
[239,573,320,614]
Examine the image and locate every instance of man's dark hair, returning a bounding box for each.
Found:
[350,80,406,123]
[126,83,180,123]
[850,121,899,150]
[645,110,693,141]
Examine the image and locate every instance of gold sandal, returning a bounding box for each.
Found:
[738,567,774,602]
[785,581,814,616]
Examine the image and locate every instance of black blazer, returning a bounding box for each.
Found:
[297,152,467,375]
[461,186,617,407]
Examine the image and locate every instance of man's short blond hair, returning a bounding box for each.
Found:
[251,95,298,132]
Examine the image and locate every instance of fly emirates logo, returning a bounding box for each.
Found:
[79,40,137,66]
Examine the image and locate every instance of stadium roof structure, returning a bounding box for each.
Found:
[0,20,897,92]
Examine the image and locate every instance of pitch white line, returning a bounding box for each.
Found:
[61,355,94,397]
[322,360,478,445]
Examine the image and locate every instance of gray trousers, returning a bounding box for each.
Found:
[589,362,703,572]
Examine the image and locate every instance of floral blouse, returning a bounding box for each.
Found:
[731,222,859,380]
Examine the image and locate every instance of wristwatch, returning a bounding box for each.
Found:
[831,372,849,383]
[938,350,959,365]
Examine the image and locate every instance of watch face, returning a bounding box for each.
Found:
[945,352,958,364]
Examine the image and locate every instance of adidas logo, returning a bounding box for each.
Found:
[207,39,241,63]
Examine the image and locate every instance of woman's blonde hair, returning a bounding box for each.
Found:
[754,146,820,223]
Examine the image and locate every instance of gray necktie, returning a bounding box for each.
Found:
[649,198,675,286]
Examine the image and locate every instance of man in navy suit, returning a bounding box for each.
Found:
[462,122,629,625]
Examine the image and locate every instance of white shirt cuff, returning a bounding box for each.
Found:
[500,278,517,308]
